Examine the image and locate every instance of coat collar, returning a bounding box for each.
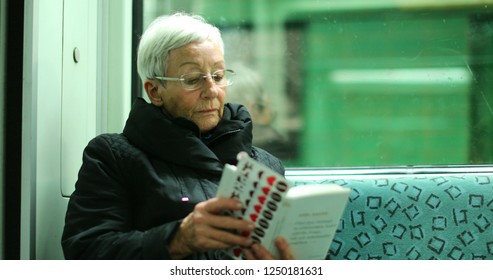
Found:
[122,98,253,173]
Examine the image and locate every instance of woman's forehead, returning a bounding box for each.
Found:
[167,40,225,71]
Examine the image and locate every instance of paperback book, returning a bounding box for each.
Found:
[216,152,351,260]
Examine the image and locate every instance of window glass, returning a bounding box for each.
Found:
[142,0,493,168]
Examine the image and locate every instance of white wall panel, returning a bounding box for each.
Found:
[60,0,98,197]
[21,0,132,259]
[22,0,66,260]
[22,0,98,259]
[31,0,65,259]
[105,0,132,133]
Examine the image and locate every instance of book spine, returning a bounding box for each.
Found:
[216,164,244,219]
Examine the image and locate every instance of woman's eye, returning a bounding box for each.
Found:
[184,77,201,85]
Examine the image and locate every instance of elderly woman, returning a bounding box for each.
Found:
[61,13,294,260]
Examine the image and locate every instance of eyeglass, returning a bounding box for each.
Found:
[153,69,235,91]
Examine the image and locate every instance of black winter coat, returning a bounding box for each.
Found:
[61,98,284,259]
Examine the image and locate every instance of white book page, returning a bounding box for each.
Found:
[277,184,350,260]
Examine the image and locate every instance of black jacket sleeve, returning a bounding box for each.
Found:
[61,135,179,259]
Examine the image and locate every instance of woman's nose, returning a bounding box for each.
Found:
[201,77,219,98]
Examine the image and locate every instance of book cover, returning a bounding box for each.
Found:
[216,152,350,259]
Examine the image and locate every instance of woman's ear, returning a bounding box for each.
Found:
[144,80,164,106]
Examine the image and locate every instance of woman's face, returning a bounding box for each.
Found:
[146,39,227,133]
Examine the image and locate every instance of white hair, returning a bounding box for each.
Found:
[137,13,224,83]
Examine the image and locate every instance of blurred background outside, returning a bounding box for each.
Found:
[140,0,493,168]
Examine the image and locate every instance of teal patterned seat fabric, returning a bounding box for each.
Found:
[288,172,493,260]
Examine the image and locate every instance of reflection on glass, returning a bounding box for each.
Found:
[142,0,493,167]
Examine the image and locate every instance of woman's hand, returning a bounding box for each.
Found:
[168,197,255,259]
[244,237,296,260]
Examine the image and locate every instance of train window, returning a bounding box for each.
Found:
[140,0,493,168]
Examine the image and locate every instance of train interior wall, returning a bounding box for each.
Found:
[1,0,132,259]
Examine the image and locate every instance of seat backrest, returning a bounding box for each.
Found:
[286,167,493,260]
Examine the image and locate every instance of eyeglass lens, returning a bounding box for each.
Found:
[181,70,233,90]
